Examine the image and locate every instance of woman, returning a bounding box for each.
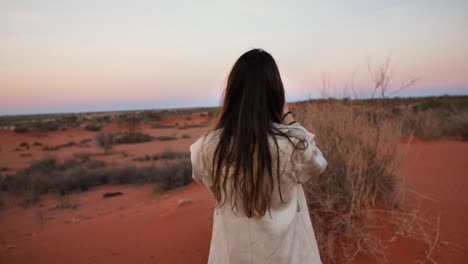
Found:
[190,49,327,264]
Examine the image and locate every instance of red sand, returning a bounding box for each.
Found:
[397,140,468,263]
[0,183,214,263]
[1,133,467,263]
[0,116,208,174]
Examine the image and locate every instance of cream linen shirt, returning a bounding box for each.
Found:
[190,122,327,264]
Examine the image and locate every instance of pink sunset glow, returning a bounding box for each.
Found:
[1,1,467,115]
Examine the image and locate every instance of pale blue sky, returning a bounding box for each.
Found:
[1,0,467,114]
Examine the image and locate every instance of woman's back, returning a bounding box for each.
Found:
[190,122,327,263]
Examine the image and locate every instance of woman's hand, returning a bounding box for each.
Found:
[281,103,296,125]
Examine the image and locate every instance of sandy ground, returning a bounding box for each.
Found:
[0,114,209,174]
[1,127,467,263]
[0,183,213,263]
[397,140,468,263]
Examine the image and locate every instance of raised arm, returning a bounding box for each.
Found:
[290,123,327,183]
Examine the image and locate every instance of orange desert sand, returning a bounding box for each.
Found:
[0,115,467,263]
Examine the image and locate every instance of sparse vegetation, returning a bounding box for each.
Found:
[178,123,208,129]
[0,156,192,206]
[401,97,468,140]
[79,138,93,146]
[290,68,456,262]
[134,150,190,162]
[114,130,153,144]
[31,121,60,131]
[96,132,115,154]
[117,113,143,125]
[295,99,445,263]
[141,111,164,121]
[0,92,465,261]
[42,141,76,151]
[96,115,112,123]
[134,154,152,162]
[73,152,93,162]
[103,192,124,198]
[84,123,102,131]
[14,126,29,133]
[51,196,79,210]
[154,135,177,141]
[152,123,177,129]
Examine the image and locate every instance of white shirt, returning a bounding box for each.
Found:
[190,122,327,264]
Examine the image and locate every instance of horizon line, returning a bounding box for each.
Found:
[2,93,467,118]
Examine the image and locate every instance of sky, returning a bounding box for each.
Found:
[1,0,467,115]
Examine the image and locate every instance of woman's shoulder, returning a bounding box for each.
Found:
[189,128,222,153]
[190,122,315,153]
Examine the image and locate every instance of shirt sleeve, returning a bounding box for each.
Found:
[189,137,207,185]
[290,123,328,183]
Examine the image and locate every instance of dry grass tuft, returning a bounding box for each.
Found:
[295,100,444,263]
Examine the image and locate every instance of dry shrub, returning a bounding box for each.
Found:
[154,135,177,141]
[402,109,468,141]
[84,123,102,131]
[0,157,192,206]
[178,123,208,129]
[152,123,177,129]
[134,150,190,162]
[295,100,441,263]
[115,130,153,144]
[42,141,76,151]
[96,132,115,153]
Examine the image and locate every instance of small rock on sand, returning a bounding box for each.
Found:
[177,199,192,207]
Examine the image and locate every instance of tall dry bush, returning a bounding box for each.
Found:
[295,101,403,263]
[295,58,450,263]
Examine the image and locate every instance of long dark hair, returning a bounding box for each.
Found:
[210,49,303,218]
